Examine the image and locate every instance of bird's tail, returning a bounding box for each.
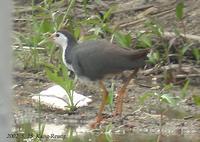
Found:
[129,48,150,68]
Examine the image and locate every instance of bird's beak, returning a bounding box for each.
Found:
[48,33,59,50]
[49,33,56,41]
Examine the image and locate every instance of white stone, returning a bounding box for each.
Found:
[32,85,92,110]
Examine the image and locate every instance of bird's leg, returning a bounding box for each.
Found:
[114,69,138,116]
[90,80,108,128]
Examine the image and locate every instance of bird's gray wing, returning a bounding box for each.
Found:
[72,40,148,80]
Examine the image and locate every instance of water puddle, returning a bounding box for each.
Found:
[13,122,200,142]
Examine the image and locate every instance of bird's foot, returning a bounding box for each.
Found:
[113,109,122,117]
[89,115,104,129]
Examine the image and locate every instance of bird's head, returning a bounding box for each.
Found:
[50,30,77,49]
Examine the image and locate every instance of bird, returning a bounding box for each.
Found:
[50,30,149,128]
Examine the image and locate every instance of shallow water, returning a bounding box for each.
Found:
[14,123,200,142]
[71,133,200,142]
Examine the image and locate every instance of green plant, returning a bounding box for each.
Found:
[63,128,74,142]
[175,0,192,69]
[104,123,113,142]
[139,83,181,134]
[104,122,113,134]
[45,63,76,112]
[145,20,164,37]
[177,43,192,70]
[37,95,46,140]
[15,16,54,70]
[192,48,200,64]
[143,16,193,73]
[97,122,113,141]
[15,0,78,70]
[147,50,160,64]
[176,1,184,21]
[15,122,45,142]
[14,92,45,142]
[193,95,200,106]
[176,0,185,36]
[181,80,190,98]
[140,84,180,107]
[81,7,115,39]
[142,20,165,65]
[114,31,132,48]
[136,32,152,49]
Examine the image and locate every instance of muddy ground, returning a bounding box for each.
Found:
[13,0,200,135]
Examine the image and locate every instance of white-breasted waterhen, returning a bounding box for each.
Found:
[51,30,149,128]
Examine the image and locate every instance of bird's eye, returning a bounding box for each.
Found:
[55,33,60,37]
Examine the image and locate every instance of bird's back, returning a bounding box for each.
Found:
[71,40,149,81]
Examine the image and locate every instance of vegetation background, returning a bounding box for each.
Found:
[12,0,200,141]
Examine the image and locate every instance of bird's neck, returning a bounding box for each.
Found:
[62,40,77,65]
[62,45,72,58]
[62,39,77,55]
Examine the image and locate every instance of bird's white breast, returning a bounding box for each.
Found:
[62,49,74,72]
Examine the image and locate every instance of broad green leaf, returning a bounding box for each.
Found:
[46,68,64,86]
[176,1,184,20]
[114,32,132,48]
[192,48,200,61]
[45,63,74,92]
[161,93,179,106]
[193,95,200,106]
[180,43,192,55]
[44,63,75,111]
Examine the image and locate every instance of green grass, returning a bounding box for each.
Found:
[45,63,76,112]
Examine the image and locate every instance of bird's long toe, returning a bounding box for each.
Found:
[89,115,104,128]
